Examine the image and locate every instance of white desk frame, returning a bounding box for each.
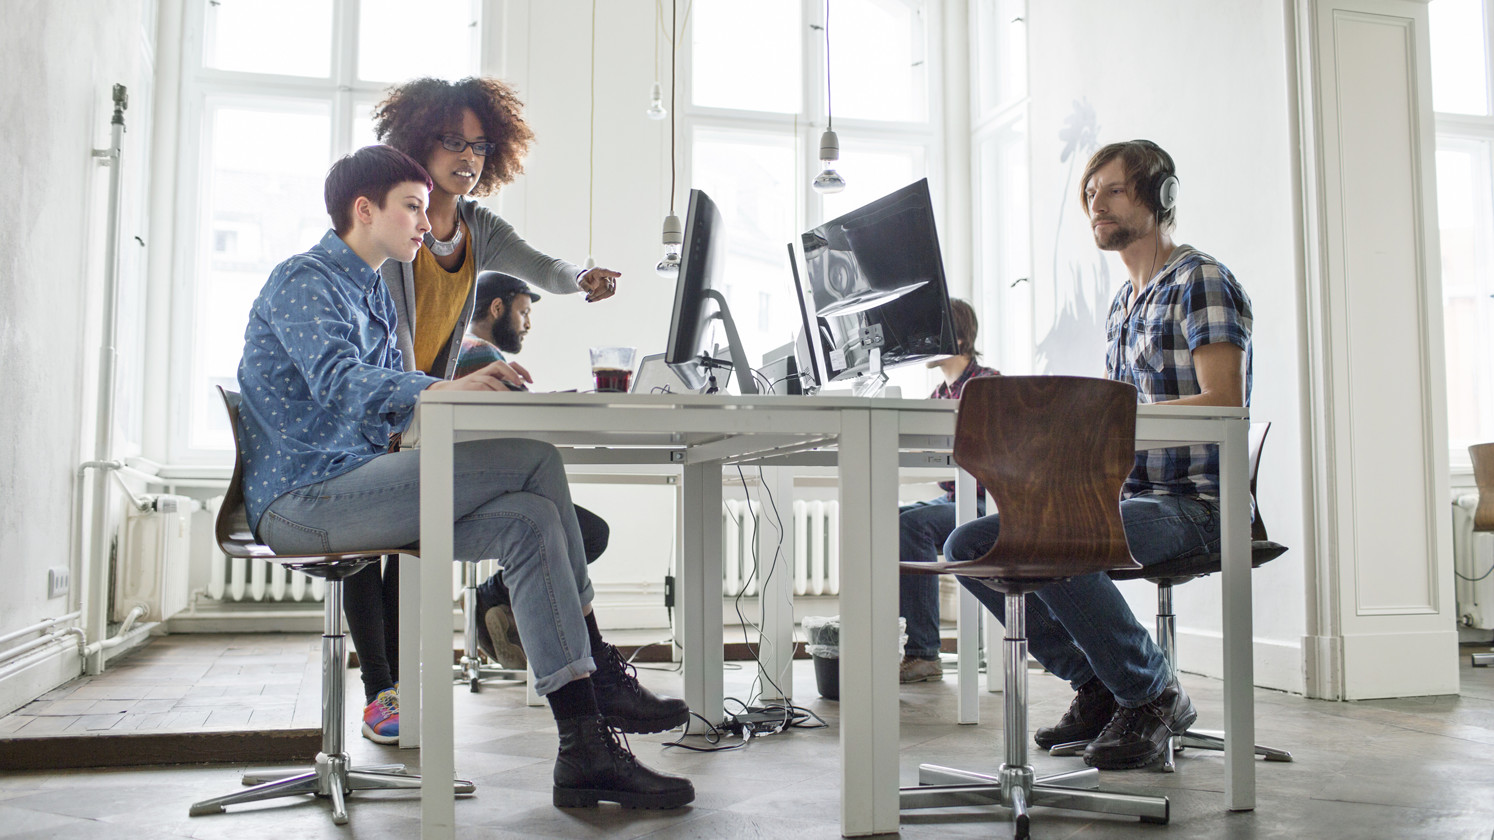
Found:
[408,393,1251,837]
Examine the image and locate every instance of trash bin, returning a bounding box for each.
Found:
[802,616,908,701]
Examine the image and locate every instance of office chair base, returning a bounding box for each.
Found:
[902,763,1168,837]
[1472,652,1494,668]
[190,752,474,824]
[454,654,527,693]
[1048,729,1293,764]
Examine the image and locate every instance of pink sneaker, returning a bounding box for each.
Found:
[361,687,399,744]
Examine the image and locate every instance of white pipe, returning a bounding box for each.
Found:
[0,630,86,684]
[82,604,148,661]
[0,612,82,649]
[82,86,129,668]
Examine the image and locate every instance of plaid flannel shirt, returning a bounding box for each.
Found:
[1104,245,1252,501]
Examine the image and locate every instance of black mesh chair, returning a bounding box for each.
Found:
[189,387,474,825]
[1049,421,1293,770]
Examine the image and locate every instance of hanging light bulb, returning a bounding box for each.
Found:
[655,213,683,278]
[646,82,668,120]
[812,128,846,194]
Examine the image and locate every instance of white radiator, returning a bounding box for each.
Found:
[203,495,488,605]
[115,494,194,622]
[1454,494,1494,630]
[723,498,840,598]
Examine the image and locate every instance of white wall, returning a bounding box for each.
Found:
[0,0,154,709]
[1025,1,1309,691]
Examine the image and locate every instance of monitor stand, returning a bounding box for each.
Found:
[849,347,889,398]
[698,290,759,395]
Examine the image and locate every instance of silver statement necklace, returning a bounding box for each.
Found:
[425,211,464,257]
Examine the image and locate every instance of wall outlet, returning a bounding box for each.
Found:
[47,567,70,600]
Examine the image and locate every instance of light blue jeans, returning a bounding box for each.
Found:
[259,438,596,696]
[943,494,1220,708]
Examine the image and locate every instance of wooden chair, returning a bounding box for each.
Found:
[1469,443,1494,668]
[189,387,474,825]
[898,376,1170,838]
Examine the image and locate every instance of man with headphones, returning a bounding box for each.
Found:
[943,139,1253,770]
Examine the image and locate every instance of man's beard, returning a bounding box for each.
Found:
[1092,217,1146,251]
[490,312,524,354]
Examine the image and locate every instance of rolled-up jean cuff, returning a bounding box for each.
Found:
[577,580,595,608]
[534,656,597,696]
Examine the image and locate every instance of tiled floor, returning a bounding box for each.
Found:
[2,638,1494,839]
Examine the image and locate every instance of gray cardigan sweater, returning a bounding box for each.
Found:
[380,196,583,377]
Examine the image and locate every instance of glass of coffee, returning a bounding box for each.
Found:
[589,346,637,392]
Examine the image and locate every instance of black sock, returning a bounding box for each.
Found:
[583,610,607,657]
[546,677,599,721]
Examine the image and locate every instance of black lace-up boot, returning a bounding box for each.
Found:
[1083,679,1198,770]
[591,642,691,734]
[1034,677,1118,749]
[553,714,695,809]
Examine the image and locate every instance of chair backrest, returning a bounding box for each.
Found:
[216,386,278,559]
[1248,421,1271,542]
[1470,443,1494,532]
[953,375,1141,581]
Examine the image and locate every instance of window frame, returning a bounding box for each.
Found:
[165,0,482,464]
[1432,0,1494,471]
[679,0,944,387]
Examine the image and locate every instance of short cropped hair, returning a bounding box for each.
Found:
[1078,139,1178,230]
[948,298,981,361]
[324,145,433,235]
[373,77,535,197]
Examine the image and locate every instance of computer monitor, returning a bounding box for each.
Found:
[790,179,957,392]
[664,189,759,394]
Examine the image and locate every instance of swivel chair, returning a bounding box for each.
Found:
[898,376,1171,838]
[190,387,474,825]
[1050,421,1293,770]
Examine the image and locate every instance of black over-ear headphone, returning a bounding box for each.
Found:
[1132,139,1179,224]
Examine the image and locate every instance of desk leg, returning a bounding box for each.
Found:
[419,404,457,839]
[955,469,981,724]
[758,466,796,702]
[680,460,724,732]
[1219,418,1255,811]
[398,552,420,748]
[838,410,900,836]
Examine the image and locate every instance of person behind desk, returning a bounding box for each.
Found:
[943,139,1252,770]
[896,299,999,683]
[239,145,693,809]
[453,270,613,674]
[344,75,624,743]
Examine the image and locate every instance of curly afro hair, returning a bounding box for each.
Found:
[372,77,535,197]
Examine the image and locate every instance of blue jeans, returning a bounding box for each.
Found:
[259,438,596,696]
[943,494,1220,708]
[899,497,983,659]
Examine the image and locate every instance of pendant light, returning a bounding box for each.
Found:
[646,1,668,120]
[812,0,845,194]
[656,0,683,277]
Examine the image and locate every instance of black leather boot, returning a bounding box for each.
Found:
[1034,677,1118,749]
[553,714,695,809]
[592,642,690,734]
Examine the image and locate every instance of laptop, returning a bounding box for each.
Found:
[629,352,701,395]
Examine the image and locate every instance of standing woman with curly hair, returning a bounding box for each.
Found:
[343,76,639,748]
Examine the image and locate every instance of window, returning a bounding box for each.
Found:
[171,0,480,461]
[686,0,940,388]
[1430,0,1494,461]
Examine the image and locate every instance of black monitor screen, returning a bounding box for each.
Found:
[794,179,956,385]
[664,189,757,393]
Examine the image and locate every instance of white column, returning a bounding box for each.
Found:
[398,553,420,748]
[837,409,901,836]
[1296,0,1459,699]
[680,460,724,731]
[418,403,456,839]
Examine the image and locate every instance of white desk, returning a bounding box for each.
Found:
[408,392,1252,837]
